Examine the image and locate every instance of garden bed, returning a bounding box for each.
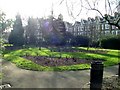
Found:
[23,56,106,67]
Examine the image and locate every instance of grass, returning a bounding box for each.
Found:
[3,47,120,71]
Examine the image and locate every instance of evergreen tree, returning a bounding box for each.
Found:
[8,14,24,46]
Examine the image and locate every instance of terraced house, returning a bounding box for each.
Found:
[65,14,120,41]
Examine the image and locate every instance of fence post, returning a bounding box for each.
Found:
[90,61,104,90]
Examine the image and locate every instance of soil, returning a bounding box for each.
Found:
[102,75,120,89]
[23,56,105,67]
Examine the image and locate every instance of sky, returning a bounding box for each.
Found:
[0,0,119,23]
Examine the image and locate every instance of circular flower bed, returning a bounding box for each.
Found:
[23,56,105,67]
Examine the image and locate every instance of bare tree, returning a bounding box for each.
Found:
[60,0,120,29]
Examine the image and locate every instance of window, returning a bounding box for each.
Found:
[112,31,116,35]
[117,31,120,35]
[102,24,104,30]
[105,24,109,29]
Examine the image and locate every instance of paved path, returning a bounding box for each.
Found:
[1,60,118,88]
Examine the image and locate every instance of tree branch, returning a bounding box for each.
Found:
[89,8,104,18]
[116,17,120,25]
[85,0,92,9]
[105,16,120,30]
[107,0,112,15]
[77,0,83,16]
[59,0,65,5]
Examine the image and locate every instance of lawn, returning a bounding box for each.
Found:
[3,47,120,71]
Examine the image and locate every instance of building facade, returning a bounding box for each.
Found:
[64,22,73,33]
[70,16,120,41]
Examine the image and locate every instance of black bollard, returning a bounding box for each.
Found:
[90,61,103,90]
[118,63,120,77]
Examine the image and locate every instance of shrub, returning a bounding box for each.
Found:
[101,35,120,50]
[70,35,90,47]
[91,41,99,47]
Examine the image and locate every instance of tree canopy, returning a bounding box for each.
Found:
[8,14,24,46]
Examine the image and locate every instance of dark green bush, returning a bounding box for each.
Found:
[91,41,99,47]
[101,35,120,50]
[70,35,90,47]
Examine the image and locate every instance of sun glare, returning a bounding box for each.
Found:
[0,0,54,18]
[0,0,115,23]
